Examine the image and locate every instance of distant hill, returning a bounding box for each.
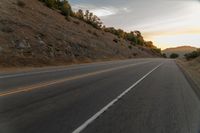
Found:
[162,46,198,58]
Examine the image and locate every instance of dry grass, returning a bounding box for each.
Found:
[177,57,200,90]
[0,0,159,68]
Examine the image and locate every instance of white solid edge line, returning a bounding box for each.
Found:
[72,63,163,133]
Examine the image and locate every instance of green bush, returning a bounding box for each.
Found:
[128,45,132,49]
[75,9,84,20]
[40,0,72,17]
[162,53,167,58]
[73,21,80,25]
[73,10,102,29]
[60,0,72,17]
[152,48,161,54]
[40,0,103,29]
[43,0,56,8]
[17,0,26,7]
[170,53,179,59]
[104,28,148,47]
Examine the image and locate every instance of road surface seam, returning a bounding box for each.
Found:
[0,64,107,79]
[0,61,152,97]
[72,63,163,133]
[0,60,146,79]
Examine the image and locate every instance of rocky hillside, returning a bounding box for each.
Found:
[163,46,197,58]
[0,0,160,67]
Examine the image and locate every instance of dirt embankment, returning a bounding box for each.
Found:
[177,57,200,97]
[0,0,160,68]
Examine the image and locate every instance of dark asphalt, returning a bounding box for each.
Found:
[0,59,200,133]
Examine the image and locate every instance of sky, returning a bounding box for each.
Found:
[69,0,200,49]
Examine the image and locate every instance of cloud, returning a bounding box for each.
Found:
[71,2,132,17]
[71,4,117,17]
[70,0,200,48]
[91,7,131,17]
[91,7,117,17]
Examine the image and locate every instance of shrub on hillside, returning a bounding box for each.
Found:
[40,0,72,17]
[75,9,84,20]
[104,28,154,48]
[17,0,26,7]
[162,53,167,58]
[170,53,179,59]
[73,21,80,25]
[74,10,102,29]
[152,48,161,54]
[60,0,72,17]
[40,0,55,8]
[93,32,98,37]
[184,49,200,60]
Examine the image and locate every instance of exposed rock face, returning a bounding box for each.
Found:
[13,39,31,49]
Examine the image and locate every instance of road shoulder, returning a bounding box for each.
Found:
[176,59,200,100]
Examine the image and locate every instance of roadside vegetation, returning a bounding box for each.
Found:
[184,49,200,60]
[170,53,179,59]
[17,0,26,7]
[177,48,200,91]
[162,53,167,58]
[39,0,161,55]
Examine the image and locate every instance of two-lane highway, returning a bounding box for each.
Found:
[0,59,153,92]
[0,59,200,133]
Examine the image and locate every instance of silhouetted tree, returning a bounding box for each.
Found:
[42,0,56,8]
[74,9,102,29]
[145,41,155,48]
[60,0,72,17]
[40,0,72,17]
[85,10,90,21]
[170,53,179,59]
[162,53,167,58]
[76,9,84,20]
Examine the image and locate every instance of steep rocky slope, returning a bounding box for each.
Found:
[0,0,160,67]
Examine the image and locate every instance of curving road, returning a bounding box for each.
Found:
[0,58,200,133]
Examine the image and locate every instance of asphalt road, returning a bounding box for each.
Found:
[0,59,200,133]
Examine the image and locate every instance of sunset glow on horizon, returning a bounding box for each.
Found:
[70,0,200,49]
